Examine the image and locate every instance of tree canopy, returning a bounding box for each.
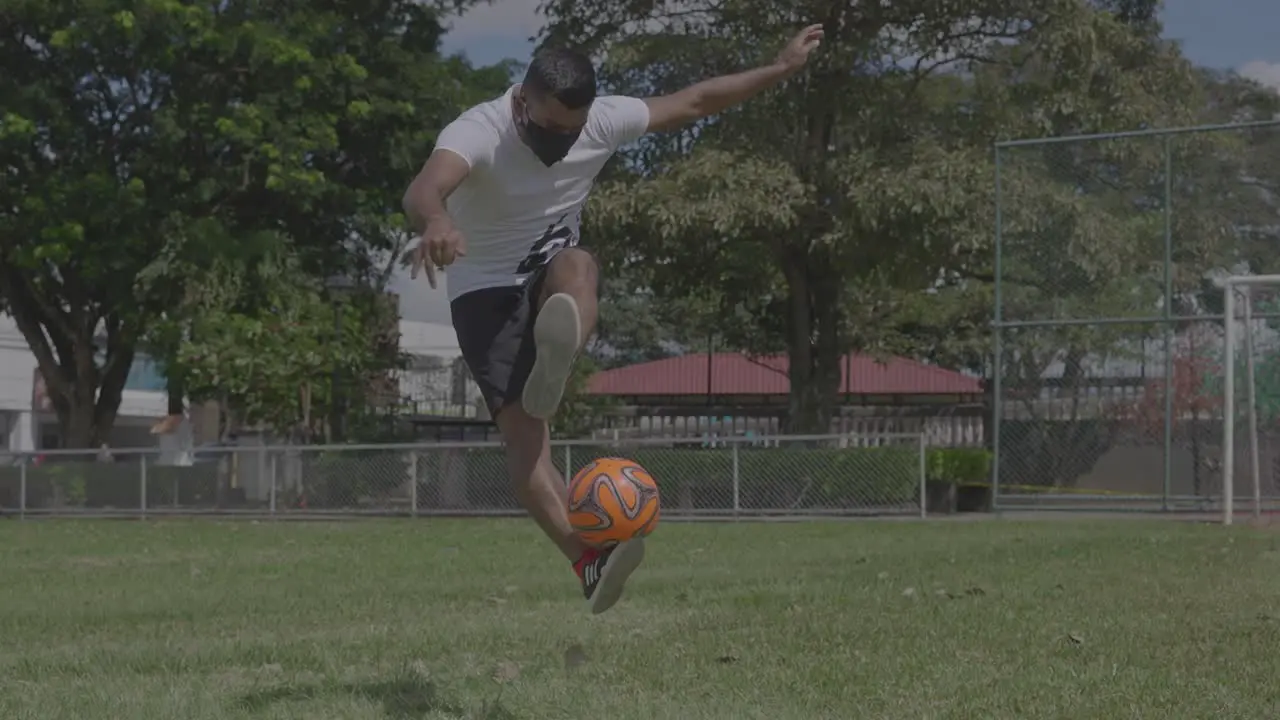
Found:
[0,0,511,446]
[540,0,1279,432]
[6,0,1279,444]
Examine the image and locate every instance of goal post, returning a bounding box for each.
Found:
[1221,274,1280,525]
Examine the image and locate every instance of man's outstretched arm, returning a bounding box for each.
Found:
[644,24,824,133]
[402,149,469,232]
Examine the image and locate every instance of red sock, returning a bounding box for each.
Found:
[573,547,600,579]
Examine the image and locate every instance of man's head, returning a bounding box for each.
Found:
[515,47,596,166]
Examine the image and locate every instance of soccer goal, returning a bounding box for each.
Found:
[1220,274,1280,525]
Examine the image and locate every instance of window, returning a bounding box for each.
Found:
[124,355,167,392]
[92,347,168,393]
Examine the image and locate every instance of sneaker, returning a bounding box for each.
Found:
[522,292,581,420]
[574,538,646,615]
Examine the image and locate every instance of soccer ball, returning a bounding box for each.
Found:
[567,457,661,547]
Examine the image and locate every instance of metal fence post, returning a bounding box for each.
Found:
[257,447,266,513]
[427,445,437,507]
[564,444,572,482]
[1243,288,1262,519]
[269,451,278,516]
[731,442,740,519]
[19,460,26,520]
[918,433,928,519]
[409,451,418,518]
[1161,135,1174,512]
[1224,284,1236,525]
[991,142,1004,511]
[139,454,148,520]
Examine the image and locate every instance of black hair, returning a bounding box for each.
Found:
[522,47,597,110]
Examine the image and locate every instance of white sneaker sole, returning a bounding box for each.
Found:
[588,537,645,615]
[522,293,581,420]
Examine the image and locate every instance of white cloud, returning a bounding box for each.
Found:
[1239,60,1280,91]
[444,0,542,41]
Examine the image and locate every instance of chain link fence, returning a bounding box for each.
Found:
[0,433,928,518]
[993,120,1280,511]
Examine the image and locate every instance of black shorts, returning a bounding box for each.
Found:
[451,252,599,416]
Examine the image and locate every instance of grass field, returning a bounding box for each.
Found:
[2,518,1279,720]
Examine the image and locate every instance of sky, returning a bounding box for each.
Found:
[393,0,1280,325]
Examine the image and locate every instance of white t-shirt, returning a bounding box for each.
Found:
[431,85,651,301]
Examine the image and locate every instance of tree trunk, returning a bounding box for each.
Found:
[49,347,105,449]
[62,399,97,450]
[53,342,132,450]
[782,256,843,434]
[782,61,844,436]
[1047,347,1086,488]
[0,270,135,450]
[167,375,185,415]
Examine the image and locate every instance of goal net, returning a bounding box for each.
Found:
[1221,275,1280,524]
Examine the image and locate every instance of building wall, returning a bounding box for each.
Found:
[395,319,483,417]
[0,316,38,412]
[0,316,42,451]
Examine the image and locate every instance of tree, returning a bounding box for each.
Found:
[538,0,1204,432]
[159,245,381,441]
[0,0,509,447]
[1190,70,1280,287]
[1114,325,1220,495]
[983,60,1280,485]
[591,277,720,369]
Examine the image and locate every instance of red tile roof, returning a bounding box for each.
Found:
[587,353,982,396]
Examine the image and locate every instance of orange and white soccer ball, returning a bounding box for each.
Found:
[567,457,661,547]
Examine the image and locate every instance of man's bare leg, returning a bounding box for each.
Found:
[493,248,603,559]
[521,249,599,419]
[494,402,585,562]
[514,248,644,614]
[540,248,599,337]
[495,394,643,615]
[492,247,603,559]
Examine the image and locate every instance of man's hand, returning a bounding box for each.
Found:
[409,215,467,289]
[775,24,824,74]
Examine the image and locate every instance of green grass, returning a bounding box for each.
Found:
[2,518,1279,720]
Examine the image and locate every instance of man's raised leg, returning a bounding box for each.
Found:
[521,248,600,420]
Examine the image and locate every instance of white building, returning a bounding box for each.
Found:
[0,315,170,451]
[396,318,486,418]
[0,314,477,452]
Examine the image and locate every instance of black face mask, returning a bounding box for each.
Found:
[519,102,581,167]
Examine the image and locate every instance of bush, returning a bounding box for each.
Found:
[305,450,399,507]
[562,444,922,511]
[400,444,993,514]
[925,448,992,485]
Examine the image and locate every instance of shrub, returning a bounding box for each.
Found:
[925,448,992,485]
[565,444,922,510]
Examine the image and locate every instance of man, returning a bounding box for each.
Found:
[403,25,824,614]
